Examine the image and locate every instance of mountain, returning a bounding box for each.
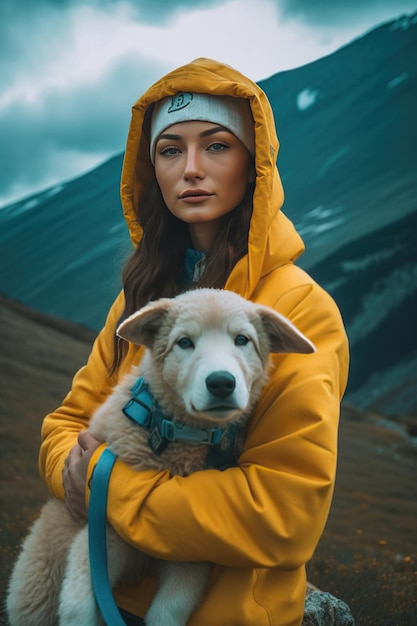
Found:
[0,154,130,330]
[0,295,416,626]
[309,209,417,417]
[261,12,417,267]
[0,12,416,415]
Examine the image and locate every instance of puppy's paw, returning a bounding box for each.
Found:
[58,585,101,626]
[145,603,189,626]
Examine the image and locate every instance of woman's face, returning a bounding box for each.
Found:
[154,121,254,251]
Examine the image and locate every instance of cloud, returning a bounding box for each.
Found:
[0,0,225,34]
[0,0,328,204]
[117,0,226,24]
[0,50,168,203]
[278,0,417,28]
[0,2,171,203]
[1,0,416,205]
[0,1,218,94]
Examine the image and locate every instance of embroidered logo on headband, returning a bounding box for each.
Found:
[168,92,193,113]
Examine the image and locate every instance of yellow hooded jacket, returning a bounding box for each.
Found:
[39,58,349,625]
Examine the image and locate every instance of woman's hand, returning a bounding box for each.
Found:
[62,431,101,521]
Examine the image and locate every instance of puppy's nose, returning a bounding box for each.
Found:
[206,371,236,399]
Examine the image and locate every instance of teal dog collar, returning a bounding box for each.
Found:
[122,377,225,455]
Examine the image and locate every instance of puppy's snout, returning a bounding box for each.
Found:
[206,371,236,399]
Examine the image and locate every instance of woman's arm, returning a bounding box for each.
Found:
[85,282,349,571]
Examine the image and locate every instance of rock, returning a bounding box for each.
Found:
[303,584,355,626]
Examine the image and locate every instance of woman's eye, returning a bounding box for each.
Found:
[177,337,194,349]
[159,146,180,156]
[235,334,250,347]
[208,142,227,152]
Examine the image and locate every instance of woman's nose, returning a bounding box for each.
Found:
[183,148,205,180]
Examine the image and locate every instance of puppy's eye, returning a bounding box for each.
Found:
[235,334,250,346]
[177,337,194,349]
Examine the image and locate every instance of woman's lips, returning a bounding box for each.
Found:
[179,190,214,203]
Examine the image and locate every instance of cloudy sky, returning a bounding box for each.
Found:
[1,0,416,207]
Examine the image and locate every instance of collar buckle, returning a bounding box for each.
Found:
[148,426,168,455]
[207,428,225,445]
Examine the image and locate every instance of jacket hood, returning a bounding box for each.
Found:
[120,57,304,299]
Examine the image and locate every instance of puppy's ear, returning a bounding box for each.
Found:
[117,299,173,347]
[256,307,316,354]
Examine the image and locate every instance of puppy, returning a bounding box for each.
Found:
[7,288,315,626]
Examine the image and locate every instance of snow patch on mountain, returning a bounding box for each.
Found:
[387,73,408,89]
[347,263,417,344]
[295,205,346,239]
[42,184,65,199]
[15,198,41,215]
[390,12,417,31]
[341,245,403,272]
[9,184,65,216]
[346,352,417,417]
[296,88,318,111]
[315,146,350,179]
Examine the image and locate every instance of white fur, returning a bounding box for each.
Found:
[7,289,315,626]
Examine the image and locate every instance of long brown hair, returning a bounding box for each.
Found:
[111,176,255,373]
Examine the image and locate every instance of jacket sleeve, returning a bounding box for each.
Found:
[39,291,127,499]
[86,282,349,571]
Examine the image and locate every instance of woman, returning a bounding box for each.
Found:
[40,58,349,625]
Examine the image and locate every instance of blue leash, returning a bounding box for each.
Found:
[88,447,127,626]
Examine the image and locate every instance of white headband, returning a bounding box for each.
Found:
[150,92,255,163]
